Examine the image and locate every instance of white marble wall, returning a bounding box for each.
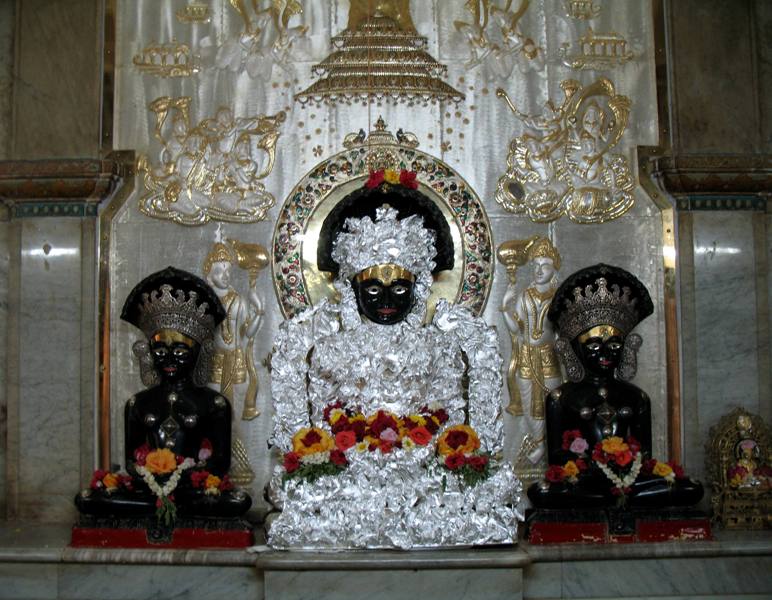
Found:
[679,209,771,481]
[0,220,9,517]
[11,219,87,521]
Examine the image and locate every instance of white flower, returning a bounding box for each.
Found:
[300,451,330,465]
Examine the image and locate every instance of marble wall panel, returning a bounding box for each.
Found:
[264,568,522,600]
[690,212,760,480]
[0,2,14,160]
[17,219,84,521]
[12,0,101,159]
[57,564,262,600]
[670,0,761,153]
[0,563,58,600]
[560,556,772,598]
[0,221,9,517]
[754,0,772,153]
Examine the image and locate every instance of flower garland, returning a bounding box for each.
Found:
[281,404,493,487]
[544,430,690,503]
[365,169,419,191]
[134,446,195,526]
[436,424,492,486]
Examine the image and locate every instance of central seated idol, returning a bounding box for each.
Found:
[267,190,521,549]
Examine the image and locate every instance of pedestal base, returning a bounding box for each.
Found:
[71,516,253,548]
[527,508,712,544]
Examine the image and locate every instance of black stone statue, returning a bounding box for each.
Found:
[528,264,702,510]
[75,267,251,520]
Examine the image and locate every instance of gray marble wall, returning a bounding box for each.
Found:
[0,2,14,160]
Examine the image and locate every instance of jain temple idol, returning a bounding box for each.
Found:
[266,186,522,548]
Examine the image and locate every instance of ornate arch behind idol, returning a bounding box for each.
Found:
[272,118,494,319]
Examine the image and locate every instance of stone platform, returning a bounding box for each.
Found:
[1,522,770,600]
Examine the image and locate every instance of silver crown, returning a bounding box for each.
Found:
[557,277,639,340]
[138,284,215,344]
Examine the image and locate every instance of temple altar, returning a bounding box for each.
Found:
[0,0,770,598]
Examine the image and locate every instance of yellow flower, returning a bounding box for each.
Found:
[329,409,346,424]
[355,441,369,453]
[437,425,481,456]
[205,474,222,489]
[563,461,579,478]
[350,414,366,423]
[384,169,400,184]
[406,415,426,427]
[291,427,335,457]
[102,473,119,491]
[601,436,629,454]
[145,448,178,475]
[403,438,416,450]
[652,462,674,478]
[729,474,743,488]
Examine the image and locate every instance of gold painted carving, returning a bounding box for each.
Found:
[454,0,544,77]
[295,0,463,106]
[136,96,286,225]
[706,408,772,529]
[216,0,309,77]
[495,78,634,223]
[564,0,601,20]
[560,28,633,70]
[133,40,199,78]
[347,0,415,31]
[176,2,211,24]
[204,239,269,421]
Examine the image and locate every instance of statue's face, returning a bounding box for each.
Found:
[207,261,231,290]
[352,277,415,325]
[151,336,200,382]
[532,257,556,285]
[576,325,623,376]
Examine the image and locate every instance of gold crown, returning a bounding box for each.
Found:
[527,237,561,270]
[565,0,601,20]
[176,2,210,24]
[133,40,199,78]
[138,284,215,345]
[203,242,234,274]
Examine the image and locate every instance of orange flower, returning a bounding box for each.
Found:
[205,474,222,489]
[601,436,629,455]
[102,473,119,491]
[383,169,400,184]
[653,462,674,478]
[292,427,334,456]
[144,448,178,475]
[563,460,580,478]
[437,425,481,456]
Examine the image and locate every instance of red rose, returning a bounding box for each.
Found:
[399,170,418,190]
[350,419,367,440]
[331,416,351,433]
[365,170,385,189]
[642,458,657,474]
[379,440,394,454]
[219,474,234,491]
[575,458,588,472]
[330,449,348,466]
[467,455,488,472]
[119,474,133,491]
[190,470,209,488]
[283,452,301,473]
[408,426,432,446]
[445,430,469,450]
[610,487,622,496]
[668,460,685,479]
[445,452,466,470]
[301,430,322,447]
[545,465,566,483]
[335,430,357,451]
[627,436,641,454]
[592,444,607,464]
[133,443,151,466]
[615,450,633,467]
[369,411,400,436]
[561,429,582,451]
